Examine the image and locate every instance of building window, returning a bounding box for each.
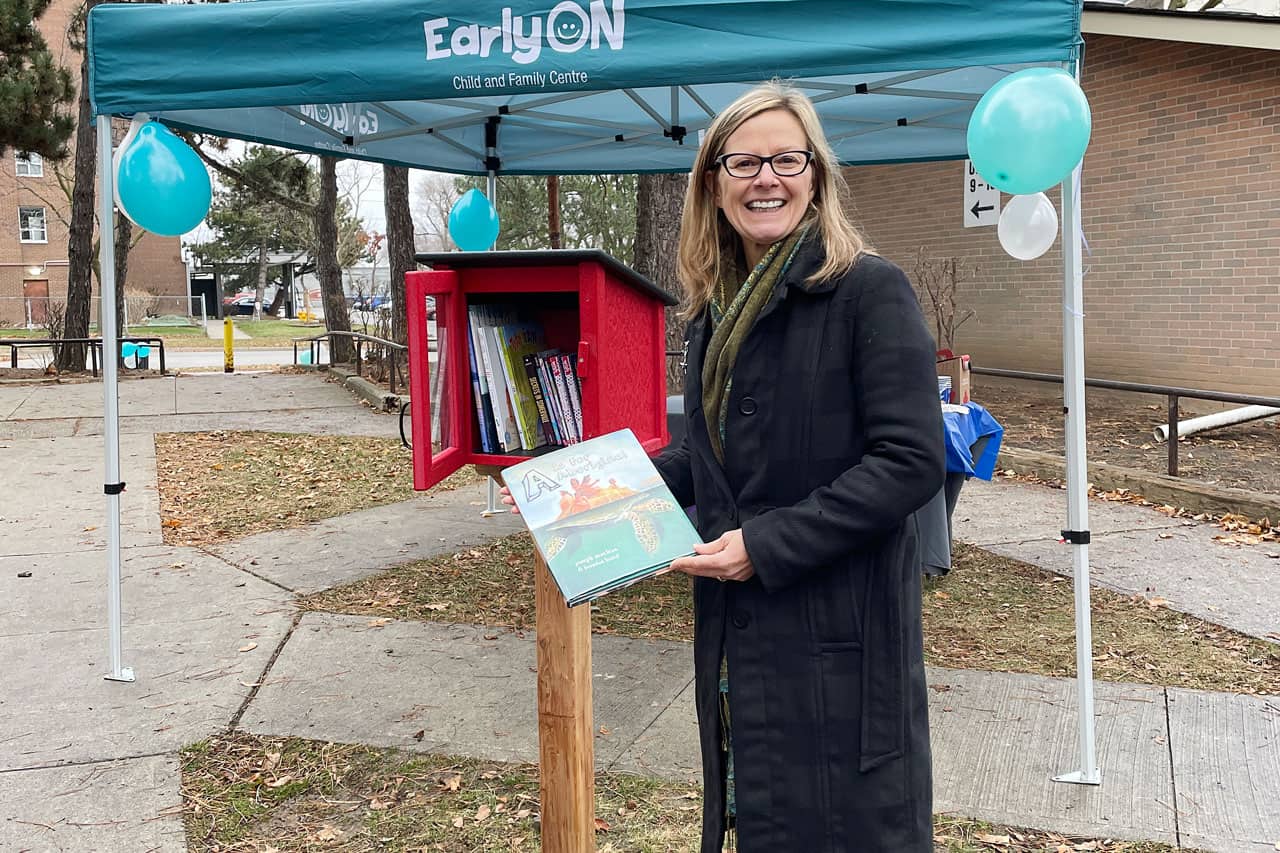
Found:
[15,153,43,178]
[19,206,47,243]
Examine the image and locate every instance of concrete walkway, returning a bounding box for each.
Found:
[0,371,1275,852]
[204,318,249,339]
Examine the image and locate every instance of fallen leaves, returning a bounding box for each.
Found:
[237,642,258,653]
[153,431,483,547]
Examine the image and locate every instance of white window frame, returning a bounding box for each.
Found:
[15,153,44,178]
[19,206,48,243]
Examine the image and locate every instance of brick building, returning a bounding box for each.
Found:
[0,0,186,330]
[846,5,1278,396]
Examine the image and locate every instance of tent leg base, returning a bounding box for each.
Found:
[1053,769,1101,786]
[105,667,135,683]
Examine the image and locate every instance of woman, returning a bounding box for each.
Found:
[656,82,945,852]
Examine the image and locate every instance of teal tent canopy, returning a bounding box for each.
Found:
[84,0,1102,791]
[88,0,1081,174]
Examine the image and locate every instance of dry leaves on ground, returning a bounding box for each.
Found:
[154,431,481,546]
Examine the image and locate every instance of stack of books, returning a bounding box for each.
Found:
[466,304,584,454]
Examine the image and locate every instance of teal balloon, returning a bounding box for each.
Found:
[115,121,212,236]
[448,188,501,251]
[121,342,137,358]
[298,350,313,365]
[136,345,151,359]
[966,68,1091,196]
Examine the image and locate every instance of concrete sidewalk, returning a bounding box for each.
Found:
[0,372,1275,852]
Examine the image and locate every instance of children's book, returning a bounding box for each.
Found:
[465,319,495,453]
[502,428,701,607]
[497,321,548,450]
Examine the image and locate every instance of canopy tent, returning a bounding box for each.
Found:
[87,0,1099,783]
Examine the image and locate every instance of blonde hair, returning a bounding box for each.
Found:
[677,82,868,319]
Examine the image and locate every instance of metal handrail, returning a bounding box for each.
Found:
[1,336,168,377]
[292,330,407,395]
[972,366,1280,477]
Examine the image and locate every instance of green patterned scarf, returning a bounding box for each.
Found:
[702,228,807,465]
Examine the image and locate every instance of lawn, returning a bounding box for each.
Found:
[303,534,1280,695]
[153,431,482,546]
[181,733,1185,853]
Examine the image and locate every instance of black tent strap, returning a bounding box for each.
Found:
[105,482,126,495]
[1060,529,1090,545]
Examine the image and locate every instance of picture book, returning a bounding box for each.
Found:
[502,428,701,607]
[497,321,549,450]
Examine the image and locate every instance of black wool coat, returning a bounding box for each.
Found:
[655,240,946,853]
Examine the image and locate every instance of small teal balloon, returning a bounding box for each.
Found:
[967,68,1092,196]
[298,350,313,366]
[121,342,137,358]
[448,188,501,251]
[136,345,151,359]
[115,121,212,236]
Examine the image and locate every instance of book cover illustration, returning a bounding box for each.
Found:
[502,428,700,607]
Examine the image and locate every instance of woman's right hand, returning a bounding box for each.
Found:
[498,485,520,514]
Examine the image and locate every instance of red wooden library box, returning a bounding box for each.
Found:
[406,250,678,491]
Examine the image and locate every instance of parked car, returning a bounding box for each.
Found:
[222,293,256,316]
[222,293,280,317]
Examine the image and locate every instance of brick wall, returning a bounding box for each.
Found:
[844,34,1279,397]
[0,0,186,329]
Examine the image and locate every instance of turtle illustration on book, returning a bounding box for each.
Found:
[544,492,680,559]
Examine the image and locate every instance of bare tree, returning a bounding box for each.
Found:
[633,173,688,394]
[315,156,353,362]
[910,247,976,353]
[411,173,460,252]
[57,0,100,372]
[113,213,131,339]
[383,164,414,347]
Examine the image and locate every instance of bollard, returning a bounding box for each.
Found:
[223,317,234,373]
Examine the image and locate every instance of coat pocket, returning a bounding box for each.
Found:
[806,561,864,647]
[859,526,914,772]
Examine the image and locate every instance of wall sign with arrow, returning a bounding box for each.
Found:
[964,159,1000,228]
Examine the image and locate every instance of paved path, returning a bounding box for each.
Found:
[204,318,249,339]
[0,372,1275,852]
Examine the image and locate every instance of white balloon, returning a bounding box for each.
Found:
[997,192,1058,261]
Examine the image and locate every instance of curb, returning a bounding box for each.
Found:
[324,366,404,412]
[998,446,1280,521]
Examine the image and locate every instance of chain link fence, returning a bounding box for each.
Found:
[0,295,206,334]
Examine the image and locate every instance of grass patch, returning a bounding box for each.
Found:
[302,533,695,641]
[182,733,1181,852]
[130,323,207,337]
[924,543,1280,694]
[154,431,481,546]
[304,536,1280,694]
[182,733,702,852]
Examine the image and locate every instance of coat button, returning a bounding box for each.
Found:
[738,396,757,416]
[732,610,750,629]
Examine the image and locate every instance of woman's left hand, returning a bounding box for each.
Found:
[669,529,755,583]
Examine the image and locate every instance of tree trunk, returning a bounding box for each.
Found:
[114,212,131,340]
[633,173,687,394]
[254,243,269,321]
[58,10,99,373]
[547,176,562,249]
[383,164,414,347]
[316,157,353,362]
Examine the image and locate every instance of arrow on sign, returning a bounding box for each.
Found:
[970,201,995,219]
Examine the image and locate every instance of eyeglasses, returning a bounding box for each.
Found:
[714,150,814,179]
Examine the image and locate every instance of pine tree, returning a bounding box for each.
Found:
[0,0,74,159]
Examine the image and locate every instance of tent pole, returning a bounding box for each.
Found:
[483,169,501,515]
[99,114,133,683]
[1053,62,1098,785]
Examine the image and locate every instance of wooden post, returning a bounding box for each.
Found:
[534,548,596,853]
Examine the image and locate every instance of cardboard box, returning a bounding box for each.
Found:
[937,354,971,404]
